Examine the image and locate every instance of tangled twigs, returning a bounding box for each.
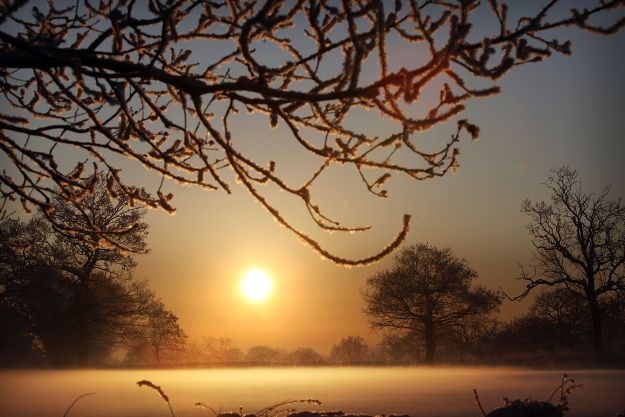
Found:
[1,1,624,264]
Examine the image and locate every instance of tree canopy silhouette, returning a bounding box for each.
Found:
[516,166,625,359]
[1,1,624,264]
[0,177,185,366]
[125,299,187,365]
[362,243,501,363]
[330,335,371,364]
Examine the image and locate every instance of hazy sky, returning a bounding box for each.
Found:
[127,22,625,352]
[4,2,625,353]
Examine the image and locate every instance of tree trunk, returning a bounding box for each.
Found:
[588,298,604,360]
[425,332,436,364]
[74,254,98,367]
[423,316,436,364]
[153,341,161,365]
[74,278,91,367]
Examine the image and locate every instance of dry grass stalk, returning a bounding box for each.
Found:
[136,379,175,417]
[62,392,95,417]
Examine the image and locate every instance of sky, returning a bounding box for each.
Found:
[3,2,625,353]
[131,24,625,352]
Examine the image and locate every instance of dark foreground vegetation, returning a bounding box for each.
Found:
[56,374,617,417]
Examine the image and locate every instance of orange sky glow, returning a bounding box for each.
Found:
[4,4,624,355]
[131,21,624,351]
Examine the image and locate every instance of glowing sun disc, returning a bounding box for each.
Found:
[240,268,273,302]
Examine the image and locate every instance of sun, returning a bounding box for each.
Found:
[240,268,273,303]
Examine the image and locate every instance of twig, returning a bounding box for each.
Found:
[547,374,568,402]
[62,392,96,417]
[473,388,488,417]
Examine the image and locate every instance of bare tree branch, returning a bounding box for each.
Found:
[517,166,625,358]
[1,1,624,265]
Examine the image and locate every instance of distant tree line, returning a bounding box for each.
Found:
[125,293,624,367]
[370,287,624,367]
[137,335,375,367]
[360,168,625,366]
[1,167,624,368]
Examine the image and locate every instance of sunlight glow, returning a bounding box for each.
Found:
[240,268,273,303]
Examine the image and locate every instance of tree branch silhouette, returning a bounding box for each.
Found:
[515,167,625,358]
[1,0,623,264]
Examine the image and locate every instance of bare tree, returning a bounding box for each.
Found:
[0,176,149,365]
[126,299,187,365]
[517,167,625,359]
[45,178,148,364]
[329,335,370,364]
[245,344,285,365]
[362,243,500,363]
[378,332,421,364]
[203,336,244,364]
[285,347,325,365]
[1,1,624,264]
[530,288,589,339]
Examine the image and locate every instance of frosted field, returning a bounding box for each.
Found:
[1,367,624,417]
